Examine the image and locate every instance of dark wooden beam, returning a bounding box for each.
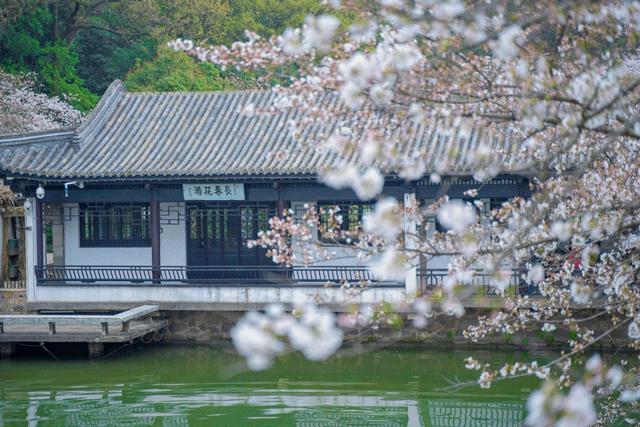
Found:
[38,186,282,202]
[40,189,152,203]
[279,185,408,201]
[275,183,285,217]
[25,176,531,203]
[415,183,528,199]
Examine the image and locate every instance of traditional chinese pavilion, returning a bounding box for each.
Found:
[0,81,530,310]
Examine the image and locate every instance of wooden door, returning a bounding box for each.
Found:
[186,203,276,270]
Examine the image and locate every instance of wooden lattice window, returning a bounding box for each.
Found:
[318,202,374,243]
[79,203,151,247]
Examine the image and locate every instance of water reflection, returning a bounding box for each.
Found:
[0,346,537,426]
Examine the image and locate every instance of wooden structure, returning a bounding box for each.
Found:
[0,304,166,357]
[0,81,533,308]
[0,193,25,290]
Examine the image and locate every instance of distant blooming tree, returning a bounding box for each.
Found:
[0,71,82,135]
[172,1,640,424]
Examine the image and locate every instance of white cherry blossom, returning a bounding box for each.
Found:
[353,167,384,200]
[541,323,557,332]
[280,28,306,56]
[628,322,640,340]
[363,197,403,240]
[372,247,406,280]
[436,200,477,233]
[527,265,545,284]
[303,14,340,52]
[0,71,82,135]
[171,2,640,421]
[338,53,373,88]
[493,25,522,61]
[320,165,359,189]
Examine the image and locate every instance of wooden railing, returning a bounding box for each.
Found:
[0,280,26,290]
[35,265,401,287]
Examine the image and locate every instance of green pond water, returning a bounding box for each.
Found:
[0,345,545,426]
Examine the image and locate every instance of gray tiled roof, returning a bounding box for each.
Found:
[0,81,516,180]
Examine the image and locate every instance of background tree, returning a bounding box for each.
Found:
[0,0,335,109]
[0,3,99,111]
[124,46,257,92]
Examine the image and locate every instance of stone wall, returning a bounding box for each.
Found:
[165,308,631,352]
[167,311,242,342]
[0,289,26,314]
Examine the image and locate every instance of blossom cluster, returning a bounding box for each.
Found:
[525,355,632,427]
[231,303,342,370]
[0,71,82,135]
[172,0,640,422]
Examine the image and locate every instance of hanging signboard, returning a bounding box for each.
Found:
[182,183,245,201]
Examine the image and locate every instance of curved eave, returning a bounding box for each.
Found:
[0,128,76,148]
[0,170,321,183]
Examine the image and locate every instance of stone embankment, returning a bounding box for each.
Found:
[166,308,631,352]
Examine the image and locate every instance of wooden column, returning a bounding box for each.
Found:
[276,200,285,218]
[35,199,44,273]
[150,193,161,281]
[275,183,285,217]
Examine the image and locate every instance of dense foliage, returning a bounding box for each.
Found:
[0,4,98,111]
[0,0,334,111]
[124,47,257,92]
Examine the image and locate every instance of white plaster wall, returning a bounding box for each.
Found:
[63,203,151,266]
[34,285,406,305]
[62,203,186,267]
[160,202,186,266]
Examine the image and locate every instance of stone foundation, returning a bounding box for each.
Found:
[166,308,631,352]
[167,311,241,342]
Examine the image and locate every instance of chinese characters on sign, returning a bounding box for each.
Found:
[183,183,245,200]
